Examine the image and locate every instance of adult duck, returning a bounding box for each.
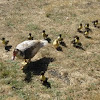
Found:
[12,40,48,66]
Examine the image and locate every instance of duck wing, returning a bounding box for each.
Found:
[16,40,48,59]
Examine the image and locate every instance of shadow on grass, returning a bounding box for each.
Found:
[85,36,92,39]
[45,38,51,43]
[23,57,54,82]
[42,81,51,88]
[73,44,85,51]
[75,46,85,51]
[5,45,12,52]
[56,46,63,51]
[60,42,67,47]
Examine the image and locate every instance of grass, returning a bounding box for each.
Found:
[0,0,100,100]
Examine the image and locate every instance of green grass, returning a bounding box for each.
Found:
[0,0,100,100]
[25,23,40,31]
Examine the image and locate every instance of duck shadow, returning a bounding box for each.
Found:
[5,45,12,52]
[45,38,51,43]
[23,57,54,82]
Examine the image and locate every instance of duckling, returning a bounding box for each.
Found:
[57,34,63,43]
[28,33,33,40]
[84,23,90,30]
[1,37,9,46]
[53,39,60,49]
[42,30,48,39]
[40,71,48,84]
[84,30,89,37]
[77,23,83,32]
[71,36,82,47]
[92,20,98,27]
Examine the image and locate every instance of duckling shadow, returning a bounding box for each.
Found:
[60,42,67,47]
[45,38,51,43]
[85,36,92,39]
[73,44,85,51]
[23,57,54,82]
[42,81,51,88]
[86,28,92,32]
[97,26,100,28]
[75,46,85,51]
[5,45,12,52]
[77,30,84,34]
[56,47,63,51]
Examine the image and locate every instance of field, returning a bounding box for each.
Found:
[0,0,100,100]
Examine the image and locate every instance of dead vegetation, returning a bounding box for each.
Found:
[0,0,100,100]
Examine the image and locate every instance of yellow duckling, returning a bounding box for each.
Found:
[92,20,98,27]
[77,23,83,32]
[74,36,80,44]
[40,71,48,84]
[28,33,33,40]
[71,36,82,47]
[53,39,60,49]
[57,34,63,43]
[42,30,48,39]
[84,23,89,30]
[84,30,89,37]
[1,38,9,46]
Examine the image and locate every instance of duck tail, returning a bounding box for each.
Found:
[40,40,48,47]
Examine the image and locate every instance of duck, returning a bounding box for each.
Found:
[40,71,48,84]
[53,39,60,49]
[57,34,63,43]
[42,30,48,39]
[1,37,9,46]
[77,23,83,32]
[12,39,48,68]
[28,33,33,40]
[92,20,98,27]
[71,36,82,47]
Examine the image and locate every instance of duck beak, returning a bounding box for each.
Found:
[12,51,16,60]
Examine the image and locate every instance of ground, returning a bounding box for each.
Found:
[0,0,100,100]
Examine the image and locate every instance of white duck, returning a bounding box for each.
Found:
[12,40,48,65]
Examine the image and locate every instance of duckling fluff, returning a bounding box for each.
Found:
[53,39,59,49]
[12,40,48,62]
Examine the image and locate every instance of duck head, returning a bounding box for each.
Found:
[12,49,19,60]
